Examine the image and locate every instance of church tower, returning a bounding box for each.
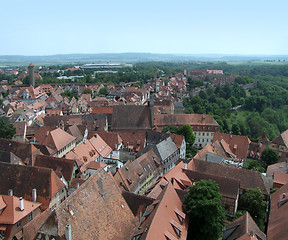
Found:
[28,63,35,88]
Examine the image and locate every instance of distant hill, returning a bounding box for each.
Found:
[0,53,287,66]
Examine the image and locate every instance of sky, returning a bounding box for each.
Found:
[1,0,288,56]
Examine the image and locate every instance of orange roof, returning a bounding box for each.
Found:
[164,161,192,188]
[89,135,112,158]
[268,183,288,240]
[66,140,100,171]
[37,128,76,151]
[137,182,188,240]
[213,132,251,160]
[0,195,41,225]
[170,133,184,149]
[154,113,219,128]
[90,107,113,114]
[43,169,137,239]
[273,172,288,186]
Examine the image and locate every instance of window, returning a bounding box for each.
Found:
[132,234,142,240]
[17,220,21,229]
[29,212,33,221]
[172,225,181,237]
[51,204,57,211]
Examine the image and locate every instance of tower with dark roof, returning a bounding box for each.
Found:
[28,63,35,87]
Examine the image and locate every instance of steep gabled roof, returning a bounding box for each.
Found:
[0,162,65,209]
[116,149,160,192]
[134,182,188,240]
[34,155,75,182]
[112,105,152,130]
[154,113,219,127]
[0,150,23,165]
[97,131,123,150]
[188,159,269,197]
[66,124,85,144]
[65,139,100,170]
[212,132,251,160]
[0,195,41,225]
[183,169,240,199]
[0,138,41,165]
[122,191,154,216]
[89,135,112,158]
[35,169,137,239]
[268,183,288,240]
[36,128,76,152]
[223,212,266,240]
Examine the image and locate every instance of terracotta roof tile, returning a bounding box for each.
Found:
[273,172,288,187]
[0,162,64,209]
[135,182,188,240]
[187,159,269,197]
[89,135,112,158]
[213,132,251,160]
[0,138,41,165]
[37,169,137,239]
[112,105,152,130]
[34,155,75,182]
[268,183,288,240]
[223,212,266,240]
[0,195,41,225]
[154,113,219,128]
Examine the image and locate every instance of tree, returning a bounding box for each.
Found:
[98,87,108,96]
[261,148,279,169]
[184,180,226,240]
[82,87,92,95]
[177,125,195,146]
[231,123,241,135]
[238,188,267,231]
[162,125,196,158]
[0,117,16,139]
[242,159,265,173]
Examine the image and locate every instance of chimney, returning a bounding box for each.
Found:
[32,188,37,202]
[8,189,13,196]
[65,224,72,240]
[19,197,24,211]
[203,113,205,119]
[283,193,286,199]
[184,163,187,169]
[76,183,80,189]
[46,131,49,136]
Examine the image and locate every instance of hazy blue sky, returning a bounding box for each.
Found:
[1,0,287,55]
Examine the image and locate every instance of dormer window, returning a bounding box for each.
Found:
[174,208,186,225]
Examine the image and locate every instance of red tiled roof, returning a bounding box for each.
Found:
[213,132,251,160]
[0,195,41,225]
[90,107,113,114]
[268,183,288,240]
[36,168,137,239]
[273,172,288,187]
[134,182,188,240]
[188,159,269,197]
[0,162,64,210]
[223,212,266,240]
[154,113,219,128]
[34,155,75,182]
